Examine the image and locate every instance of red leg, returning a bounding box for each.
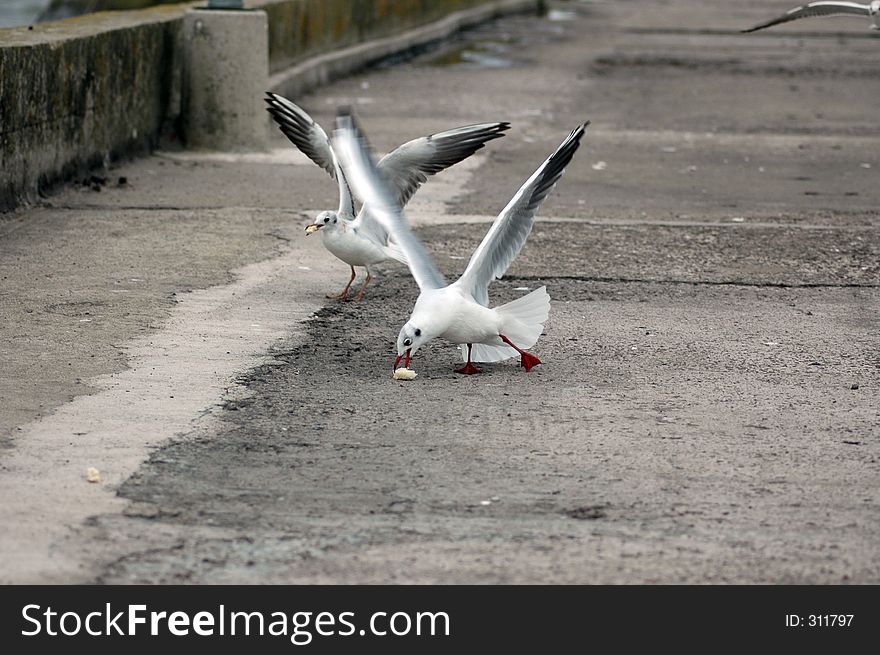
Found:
[499,334,541,372]
[455,344,482,375]
[327,266,357,300]
[351,269,372,302]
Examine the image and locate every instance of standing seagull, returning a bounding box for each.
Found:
[333,111,588,375]
[742,1,880,32]
[265,92,510,301]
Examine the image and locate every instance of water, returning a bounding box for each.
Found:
[0,0,51,28]
[417,9,570,70]
[423,37,515,70]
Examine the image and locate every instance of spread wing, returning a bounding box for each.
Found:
[333,111,447,292]
[265,92,354,217]
[376,122,510,207]
[351,121,510,247]
[454,123,588,307]
[742,1,872,32]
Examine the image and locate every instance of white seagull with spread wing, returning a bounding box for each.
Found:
[265,93,510,301]
[742,1,880,33]
[333,110,588,375]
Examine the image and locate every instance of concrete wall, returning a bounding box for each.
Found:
[0,5,187,211]
[0,0,538,211]
[261,0,512,73]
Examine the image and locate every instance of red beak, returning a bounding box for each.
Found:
[394,349,412,370]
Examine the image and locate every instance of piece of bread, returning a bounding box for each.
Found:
[392,368,417,381]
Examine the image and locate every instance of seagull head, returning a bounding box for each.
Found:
[304,210,338,234]
[394,323,428,370]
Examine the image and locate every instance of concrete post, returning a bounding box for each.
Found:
[182,8,268,151]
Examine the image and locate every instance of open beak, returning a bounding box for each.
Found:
[394,349,412,370]
[304,224,321,235]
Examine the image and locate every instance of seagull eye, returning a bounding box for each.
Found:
[403,338,412,347]
[324,217,330,223]
[414,329,421,337]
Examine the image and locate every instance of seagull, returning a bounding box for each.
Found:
[333,110,588,375]
[742,1,880,33]
[265,92,510,301]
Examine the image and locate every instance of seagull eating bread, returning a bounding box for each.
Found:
[333,110,588,376]
[265,93,510,301]
[742,1,880,33]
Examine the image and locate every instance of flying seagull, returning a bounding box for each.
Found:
[742,1,880,33]
[333,110,588,375]
[265,92,510,301]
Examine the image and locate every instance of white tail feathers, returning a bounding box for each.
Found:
[466,342,517,363]
[461,286,551,363]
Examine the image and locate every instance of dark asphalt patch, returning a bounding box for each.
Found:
[103,222,879,583]
[419,222,880,288]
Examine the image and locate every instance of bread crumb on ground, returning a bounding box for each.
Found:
[392,368,417,381]
[86,467,101,483]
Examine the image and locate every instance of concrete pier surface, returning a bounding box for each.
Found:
[1,0,878,583]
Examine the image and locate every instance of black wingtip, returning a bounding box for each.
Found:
[264,96,284,119]
[565,120,590,146]
[521,121,590,213]
[264,91,284,106]
[547,121,589,172]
